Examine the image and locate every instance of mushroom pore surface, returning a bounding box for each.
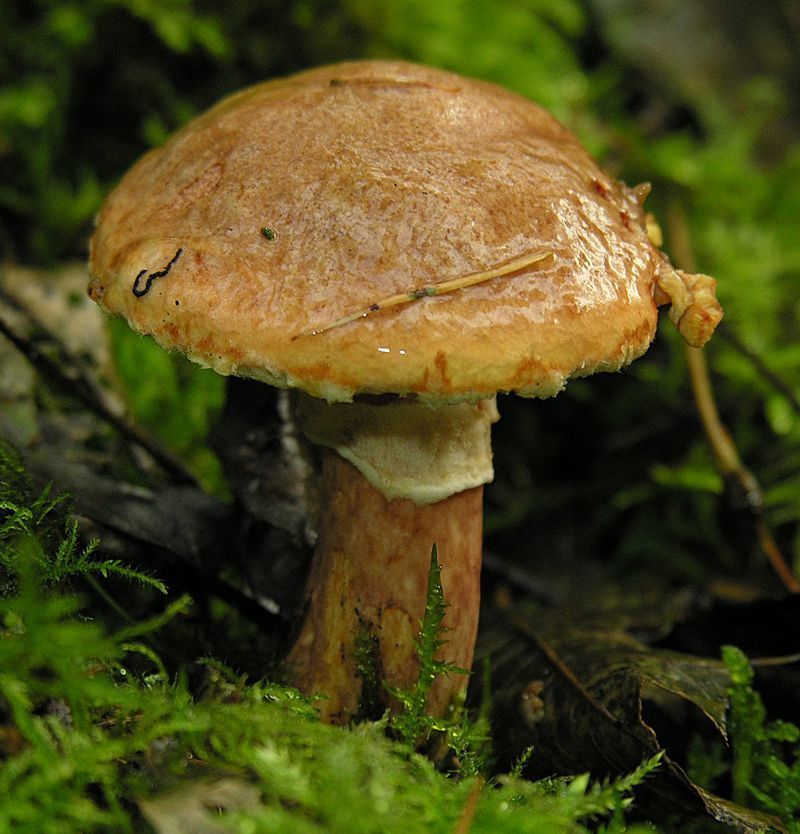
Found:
[296,394,499,504]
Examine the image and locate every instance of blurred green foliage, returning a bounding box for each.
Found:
[0,0,368,263]
[349,0,590,118]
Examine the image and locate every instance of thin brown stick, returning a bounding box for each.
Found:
[685,345,800,592]
[666,201,800,593]
[0,305,199,488]
[511,617,622,727]
[684,345,742,476]
[755,517,800,593]
[451,777,484,834]
[750,651,800,667]
[294,251,552,339]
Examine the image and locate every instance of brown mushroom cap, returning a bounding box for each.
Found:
[88,60,672,403]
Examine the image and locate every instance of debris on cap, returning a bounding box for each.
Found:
[88,60,723,403]
[654,263,724,348]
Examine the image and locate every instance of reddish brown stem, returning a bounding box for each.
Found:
[285,449,483,723]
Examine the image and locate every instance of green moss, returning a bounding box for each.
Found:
[0,474,661,832]
[724,646,800,829]
[0,438,165,595]
[0,578,662,833]
[687,647,800,833]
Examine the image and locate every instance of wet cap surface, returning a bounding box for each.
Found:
[89,60,668,403]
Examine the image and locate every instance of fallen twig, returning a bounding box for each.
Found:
[0,292,199,488]
[666,201,800,593]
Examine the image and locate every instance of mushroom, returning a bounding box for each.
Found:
[87,60,722,723]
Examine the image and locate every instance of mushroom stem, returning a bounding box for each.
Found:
[285,449,483,723]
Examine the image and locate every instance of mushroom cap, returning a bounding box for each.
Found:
[89,60,665,404]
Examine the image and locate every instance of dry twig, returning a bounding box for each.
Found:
[666,202,799,593]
